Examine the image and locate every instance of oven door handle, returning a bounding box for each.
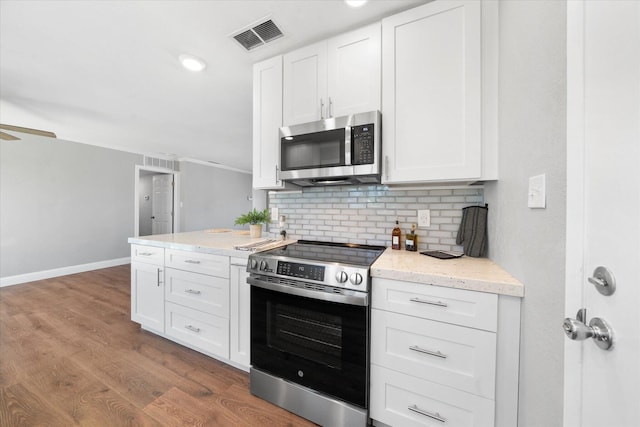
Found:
[247,276,369,307]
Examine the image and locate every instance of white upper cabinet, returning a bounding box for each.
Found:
[252,56,287,190]
[283,23,381,126]
[327,23,381,118]
[283,42,327,126]
[382,0,498,184]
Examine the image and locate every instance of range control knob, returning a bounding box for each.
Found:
[336,271,348,283]
[259,260,268,271]
[249,259,258,269]
[350,273,363,286]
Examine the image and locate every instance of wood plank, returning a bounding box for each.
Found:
[0,383,74,426]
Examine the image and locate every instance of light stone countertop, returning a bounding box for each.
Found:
[371,248,524,297]
[128,230,293,258]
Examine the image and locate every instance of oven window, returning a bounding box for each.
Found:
[270,302,343,370]
[251,285,368,407]
[280,128,345,171]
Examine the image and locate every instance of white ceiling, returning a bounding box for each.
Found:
[0,0,426,172]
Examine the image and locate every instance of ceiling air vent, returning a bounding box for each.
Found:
[232,19,283,51]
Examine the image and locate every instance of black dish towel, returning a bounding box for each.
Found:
[456,205,488,257]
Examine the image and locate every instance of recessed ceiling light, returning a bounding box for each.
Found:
[345,0,367,7]
[179,54,207,72]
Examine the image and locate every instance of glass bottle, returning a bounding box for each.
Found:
[405,223,418,252]
[392,220,401,250]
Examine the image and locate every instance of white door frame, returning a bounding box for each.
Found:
[134,164,180,237]
[563,1,586,424]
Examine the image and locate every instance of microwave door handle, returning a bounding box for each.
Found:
[345,125,351,166]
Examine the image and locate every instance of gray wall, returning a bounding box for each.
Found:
[178,161,253,232]
[0,134,141,277]
[484,1,567,426]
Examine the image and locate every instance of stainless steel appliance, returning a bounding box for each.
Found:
[279,111,381,187]
[247,240,385,426]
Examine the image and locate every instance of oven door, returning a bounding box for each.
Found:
[250,283,368,408]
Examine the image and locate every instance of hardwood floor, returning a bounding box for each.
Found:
[0,265,317,426]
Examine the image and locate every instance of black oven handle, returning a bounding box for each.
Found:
[247,276,369,307]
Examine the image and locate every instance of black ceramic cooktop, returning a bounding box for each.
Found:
[261,240,385,267]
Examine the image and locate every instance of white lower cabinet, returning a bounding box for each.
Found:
[371,365,495,427]
[131,261,165,334]
[230,258,251,370]
[165,268,229,318]
[130,245,251,369]
[371,309,496,399]
[131,245,165,334]
[371,278,521,427]
[165,301,229,359]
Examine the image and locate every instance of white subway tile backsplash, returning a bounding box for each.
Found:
[268,185,484,252]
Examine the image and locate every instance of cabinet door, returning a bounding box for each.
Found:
[230,261,250,370]
[283,41,327,126]
[370,365,495,427]
[165,302,229,359]
[371,309,497,398]
[382,0,482,183]
[253,56,287,189]
[131,261,164,333]
[164,268,229,318]
[165,249,230,278]
[327,23,381,118]
[131,244,164,265]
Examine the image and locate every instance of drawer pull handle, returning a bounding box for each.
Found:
[185,325,201,333]
[408,405,446,423]
[409,297,448,308]
[409,345,447,359]
[184,289,201,295]
[139,252,154,256]
[184,259,201,264]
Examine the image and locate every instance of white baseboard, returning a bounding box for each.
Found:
[0,257,131,288]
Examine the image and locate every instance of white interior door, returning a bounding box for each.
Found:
[564,2,640,426]
[151,174,173,235]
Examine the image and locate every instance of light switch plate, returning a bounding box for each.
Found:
[270,207,279,221]
[418,210,431,227]
[528,174,546,208]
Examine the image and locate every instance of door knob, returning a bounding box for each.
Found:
[563,309,614,350]
[588,266,616,296]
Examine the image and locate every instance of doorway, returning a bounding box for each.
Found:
[134,165,179,237]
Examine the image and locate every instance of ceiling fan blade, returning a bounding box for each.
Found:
[0,130,21,141]
[0,124,57,139]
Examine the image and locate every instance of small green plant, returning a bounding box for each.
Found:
[234,208,271,226]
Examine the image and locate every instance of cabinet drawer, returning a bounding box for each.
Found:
[371,309,496,398]
[370,365,494,427]
[131,244,164,266]
[165,302,229,359]
[165,268,229,318]
[165,249,230,278]
[372,278,498,331]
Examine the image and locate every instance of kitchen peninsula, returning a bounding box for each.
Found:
[128,230,293,372]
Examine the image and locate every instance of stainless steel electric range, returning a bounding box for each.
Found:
[247,240,386,427]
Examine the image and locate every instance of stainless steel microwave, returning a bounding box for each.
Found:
[278,111,381,187]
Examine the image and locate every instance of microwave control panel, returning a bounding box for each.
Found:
[351,124,375,165]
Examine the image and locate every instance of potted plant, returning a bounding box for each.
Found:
[234,208,271,238]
